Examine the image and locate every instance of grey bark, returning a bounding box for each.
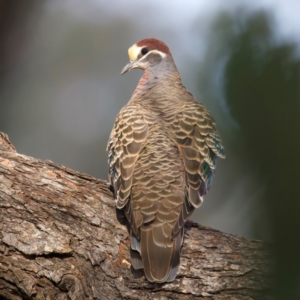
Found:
[0,132,271,300]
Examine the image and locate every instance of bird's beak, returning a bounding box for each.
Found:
[121,60,137,75]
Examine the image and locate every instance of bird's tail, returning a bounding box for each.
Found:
[130,224,183,283]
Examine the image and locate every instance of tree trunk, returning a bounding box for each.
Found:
[0,132,271,300]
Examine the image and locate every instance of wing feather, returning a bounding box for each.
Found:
[170,102,225,236]
[107,104,148,222]
[177,102,225,199]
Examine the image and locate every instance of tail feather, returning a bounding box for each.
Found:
[166,229,182,282]
[130,230,140,252]
[131,224,182,283]
[130,248,144,269]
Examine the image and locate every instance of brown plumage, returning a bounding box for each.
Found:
[107,38,225,283]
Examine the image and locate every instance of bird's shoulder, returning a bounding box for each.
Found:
[114,103,156,128]
[107,103,152,156]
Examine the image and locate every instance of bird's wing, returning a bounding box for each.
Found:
[107,104,149,237]
[170,101,225,236]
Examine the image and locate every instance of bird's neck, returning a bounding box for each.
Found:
[130,68,182,103]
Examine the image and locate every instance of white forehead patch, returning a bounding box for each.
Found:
[128,45,142,61]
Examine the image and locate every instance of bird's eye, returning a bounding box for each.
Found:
[141,48,149,55]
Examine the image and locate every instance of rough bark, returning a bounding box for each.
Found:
[0,132,271,300]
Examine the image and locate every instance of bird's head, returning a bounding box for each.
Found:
[121,38,173,75]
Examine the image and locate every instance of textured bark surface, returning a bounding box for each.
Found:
[0,132,272,300]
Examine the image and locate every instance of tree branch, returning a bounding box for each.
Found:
[0,132,271,300]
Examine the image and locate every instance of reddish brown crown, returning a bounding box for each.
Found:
[136,38,171,55]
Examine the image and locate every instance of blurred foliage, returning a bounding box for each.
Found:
[203,9,300,299]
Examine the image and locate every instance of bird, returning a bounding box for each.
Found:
[107,38,225,283]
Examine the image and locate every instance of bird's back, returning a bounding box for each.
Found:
[130,105,186,282]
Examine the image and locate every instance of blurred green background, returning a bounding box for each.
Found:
[0,1,299,298]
